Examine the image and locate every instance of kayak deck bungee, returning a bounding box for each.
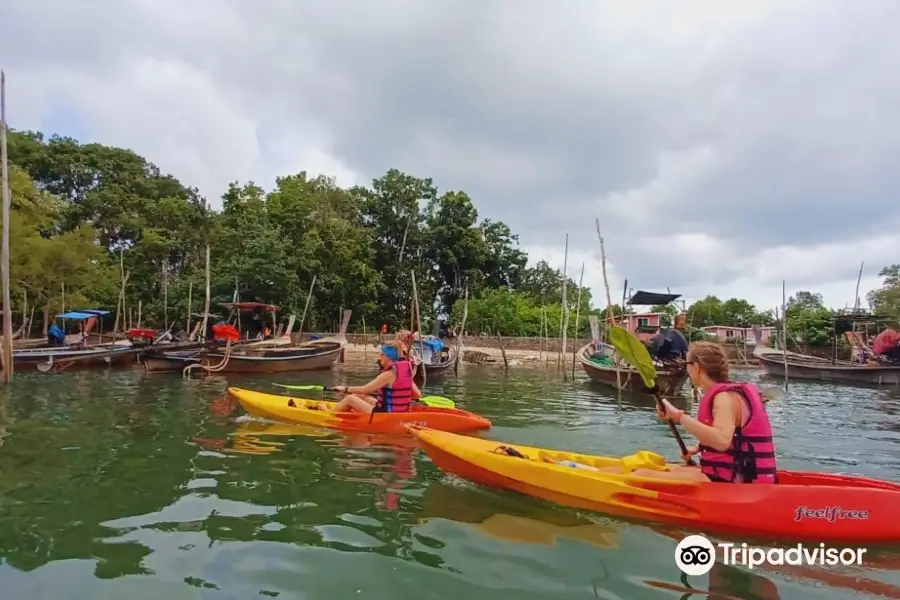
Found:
[408,426,900,544]
[228,387,491,434]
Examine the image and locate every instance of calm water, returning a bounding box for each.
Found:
[1,362,900,599]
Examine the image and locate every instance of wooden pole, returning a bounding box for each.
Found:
[543,305,550,365]
[571,262,585,378]
[136,300,142,328]
[297,275,316,337]
[61,282,66,316]
[782,280,789,389]
[595,218,621,391]
[538,294,545,362]
[496,332,509,372]
[200,245,211,342]
[112,249,125,337]
[0,71,11,382]
[558,234,569,370]
[186,280,193,335]
[411,269,425,387]
[453,286,468,374]
[162,259,168,329]
[362,315,368,360]
[853,261,864,313]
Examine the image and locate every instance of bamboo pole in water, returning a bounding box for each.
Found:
[162,259,168,329]
[200,246,211,342]
[362,315,368,360]
[538,295,545,362]
[595,218,621,391]
[453,286,468,375]
[782,280,789,389]
[0,71,10,382]
[411,269,425,386]
[297,275,316,338]
[571,262,585,379]
[186,281,193,335]
[558,234,569,371]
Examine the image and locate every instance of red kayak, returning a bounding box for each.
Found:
[409,427,900,544]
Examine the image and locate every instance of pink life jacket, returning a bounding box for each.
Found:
[697,382,777,484]
[376,358,414,413]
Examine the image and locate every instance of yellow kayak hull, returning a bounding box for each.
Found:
[408,427,900,543]
[228,387,491,434]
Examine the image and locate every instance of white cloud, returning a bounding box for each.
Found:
[2,0,899,309]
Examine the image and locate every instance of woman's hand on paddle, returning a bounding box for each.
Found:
[681,444,700,462]
[333,385,348,393]
[656,398,685,424]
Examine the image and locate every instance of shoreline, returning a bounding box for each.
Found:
[340,342,762,370]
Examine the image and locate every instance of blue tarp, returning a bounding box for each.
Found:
[56,311,97,320]
[47,323,66,344]
[417,338,445,352]
[75,309,110,315]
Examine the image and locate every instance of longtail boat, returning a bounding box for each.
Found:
[411,336,456,380]
[13,310,142,372]
[578,290,688,397]
[753,316,900,386]
[754,344,900,385]
[193,306,350,374]
[577,342,688,396]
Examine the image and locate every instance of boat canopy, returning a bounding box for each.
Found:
[74,309,110,315]
[627,291,681,306]
[56,311,98,320]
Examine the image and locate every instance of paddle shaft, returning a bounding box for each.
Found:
[650,386,694,465]
[607,327,694,466]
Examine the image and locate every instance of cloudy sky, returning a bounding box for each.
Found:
[4,0,899,313]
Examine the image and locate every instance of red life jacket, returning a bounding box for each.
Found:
[697,382,777,484]
[376,358,414,413]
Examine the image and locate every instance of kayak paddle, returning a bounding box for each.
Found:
[272,383,456,408]
[607,326,694,465]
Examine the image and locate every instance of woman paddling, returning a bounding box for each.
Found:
[597,341,778,483]
[326,342,422,414]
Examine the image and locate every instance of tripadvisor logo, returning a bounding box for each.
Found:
[674,534,868,576]
[675,535,716,576]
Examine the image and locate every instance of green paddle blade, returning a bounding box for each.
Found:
[274,383,326,391]
[608,326,657,388]
[419,395,455,408]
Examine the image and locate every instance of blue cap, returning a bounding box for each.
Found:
[380,345,400,361]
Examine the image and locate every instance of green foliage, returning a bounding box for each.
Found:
[5,127,893,343]
[448,289,590,337]
[867,265,900,318]
[3,130,573,334]
[784,291,835,346]
[686,295,775,329]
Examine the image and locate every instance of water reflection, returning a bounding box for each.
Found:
[1,367,900,599]
[418,483,618,549]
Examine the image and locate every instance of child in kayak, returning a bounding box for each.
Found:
[327,342,422,414]
[598,342,777,483]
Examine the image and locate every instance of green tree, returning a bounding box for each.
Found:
[867,265,900,318]
[785,291,834,346]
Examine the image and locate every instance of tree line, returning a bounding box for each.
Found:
[4,130,590,336]
[4,129,899,343]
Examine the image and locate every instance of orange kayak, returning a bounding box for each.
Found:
[228,387,491,434]
[409,426,900,544]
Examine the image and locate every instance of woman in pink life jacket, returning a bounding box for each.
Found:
[595,341,777,483]
[652,341,778,483]
[328,342,422,414]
